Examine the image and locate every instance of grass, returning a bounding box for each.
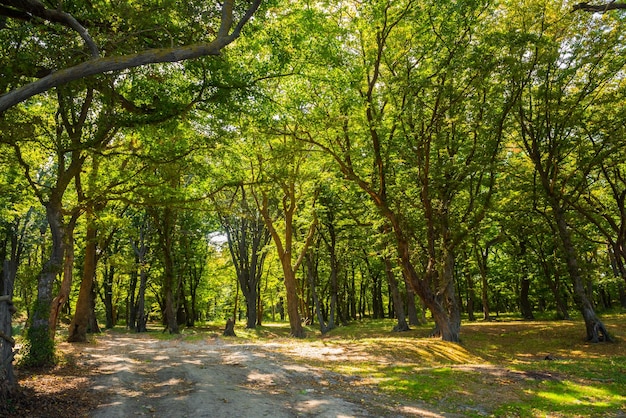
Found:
[277,315,625,417]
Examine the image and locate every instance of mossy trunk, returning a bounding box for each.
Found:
[1,260,17,398]
[24,201,64,367]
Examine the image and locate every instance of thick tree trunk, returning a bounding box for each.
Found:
[399,244,460,342]
[281,259,304,338]
[245,274,257,329]
[520,276,534,320]
[88,280,101,334]
[25,200,65,366]
[551,201,611,342]
[67,218,97,342]
[1,213,32,396]
[1,260,17,398]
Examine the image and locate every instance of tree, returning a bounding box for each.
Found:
[251,134,320,338]
[217,185,271,329]
[280,0,514,342]
[507,0,626,341]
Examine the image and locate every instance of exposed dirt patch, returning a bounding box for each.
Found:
[75,332,453,418]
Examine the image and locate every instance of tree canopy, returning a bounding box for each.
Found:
[2,0,626,399]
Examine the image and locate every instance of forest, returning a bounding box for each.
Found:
[1,0,626,403]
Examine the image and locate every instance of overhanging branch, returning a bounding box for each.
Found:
[0,0,262,114]
[572,2,626,12]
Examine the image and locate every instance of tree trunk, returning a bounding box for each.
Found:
[466,265,476,321]
[156,207,178,334]
[102,263,115,329]
[255,191,316,339]
[306,252,329,333]
[88,280,101,334]
[128,258,138,330]
[403,271,420,325]
[136,266,148,332]
[551,201,611,342]
[1,260,17,398]
[67,216,97,342]
[519,276,534,320]
[49,211,79,337]
[25,200,65,366]
[384,257,409,332]
[400,247,460,342]
[1,213,30,396]
[131,223,149,332]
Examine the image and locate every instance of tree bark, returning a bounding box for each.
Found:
[256,190,317,339]
[519,276,534,320]
[25,199,65,366]
[573,2,626,12]
[49,210,79,337]
[384,257,409,332]
[551,199,611,342]
[67,213,97,342]
[1,261,17,398]
[154,207,178,334]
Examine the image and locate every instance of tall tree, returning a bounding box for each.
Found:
[217,185,271,329]
[282,0,513,341]
[249,131,320,338]
[508,0,626,341]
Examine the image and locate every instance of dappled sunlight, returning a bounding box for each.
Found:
[531,380,626,415]
[69,317,626,418]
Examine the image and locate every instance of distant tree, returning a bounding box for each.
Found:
[216,185,271,329]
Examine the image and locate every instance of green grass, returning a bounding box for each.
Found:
[297,315,626,417]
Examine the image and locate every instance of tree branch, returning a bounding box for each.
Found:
[572,2,626,12]
[0,0,262,114]
[0,0,99,57]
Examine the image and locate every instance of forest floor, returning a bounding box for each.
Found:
[7,328,448,418]
[4,315,626,417]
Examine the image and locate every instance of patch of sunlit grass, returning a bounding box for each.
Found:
[497,379,626,417]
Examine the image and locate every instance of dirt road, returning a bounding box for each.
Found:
[79,333,448,418]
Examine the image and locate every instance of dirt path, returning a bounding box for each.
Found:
[79,333,450,418]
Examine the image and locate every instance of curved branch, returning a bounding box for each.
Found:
[572,2,626,12]
[0,0,99,57]
[0,0,262,114]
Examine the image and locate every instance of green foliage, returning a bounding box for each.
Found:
[19,326,56,368]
